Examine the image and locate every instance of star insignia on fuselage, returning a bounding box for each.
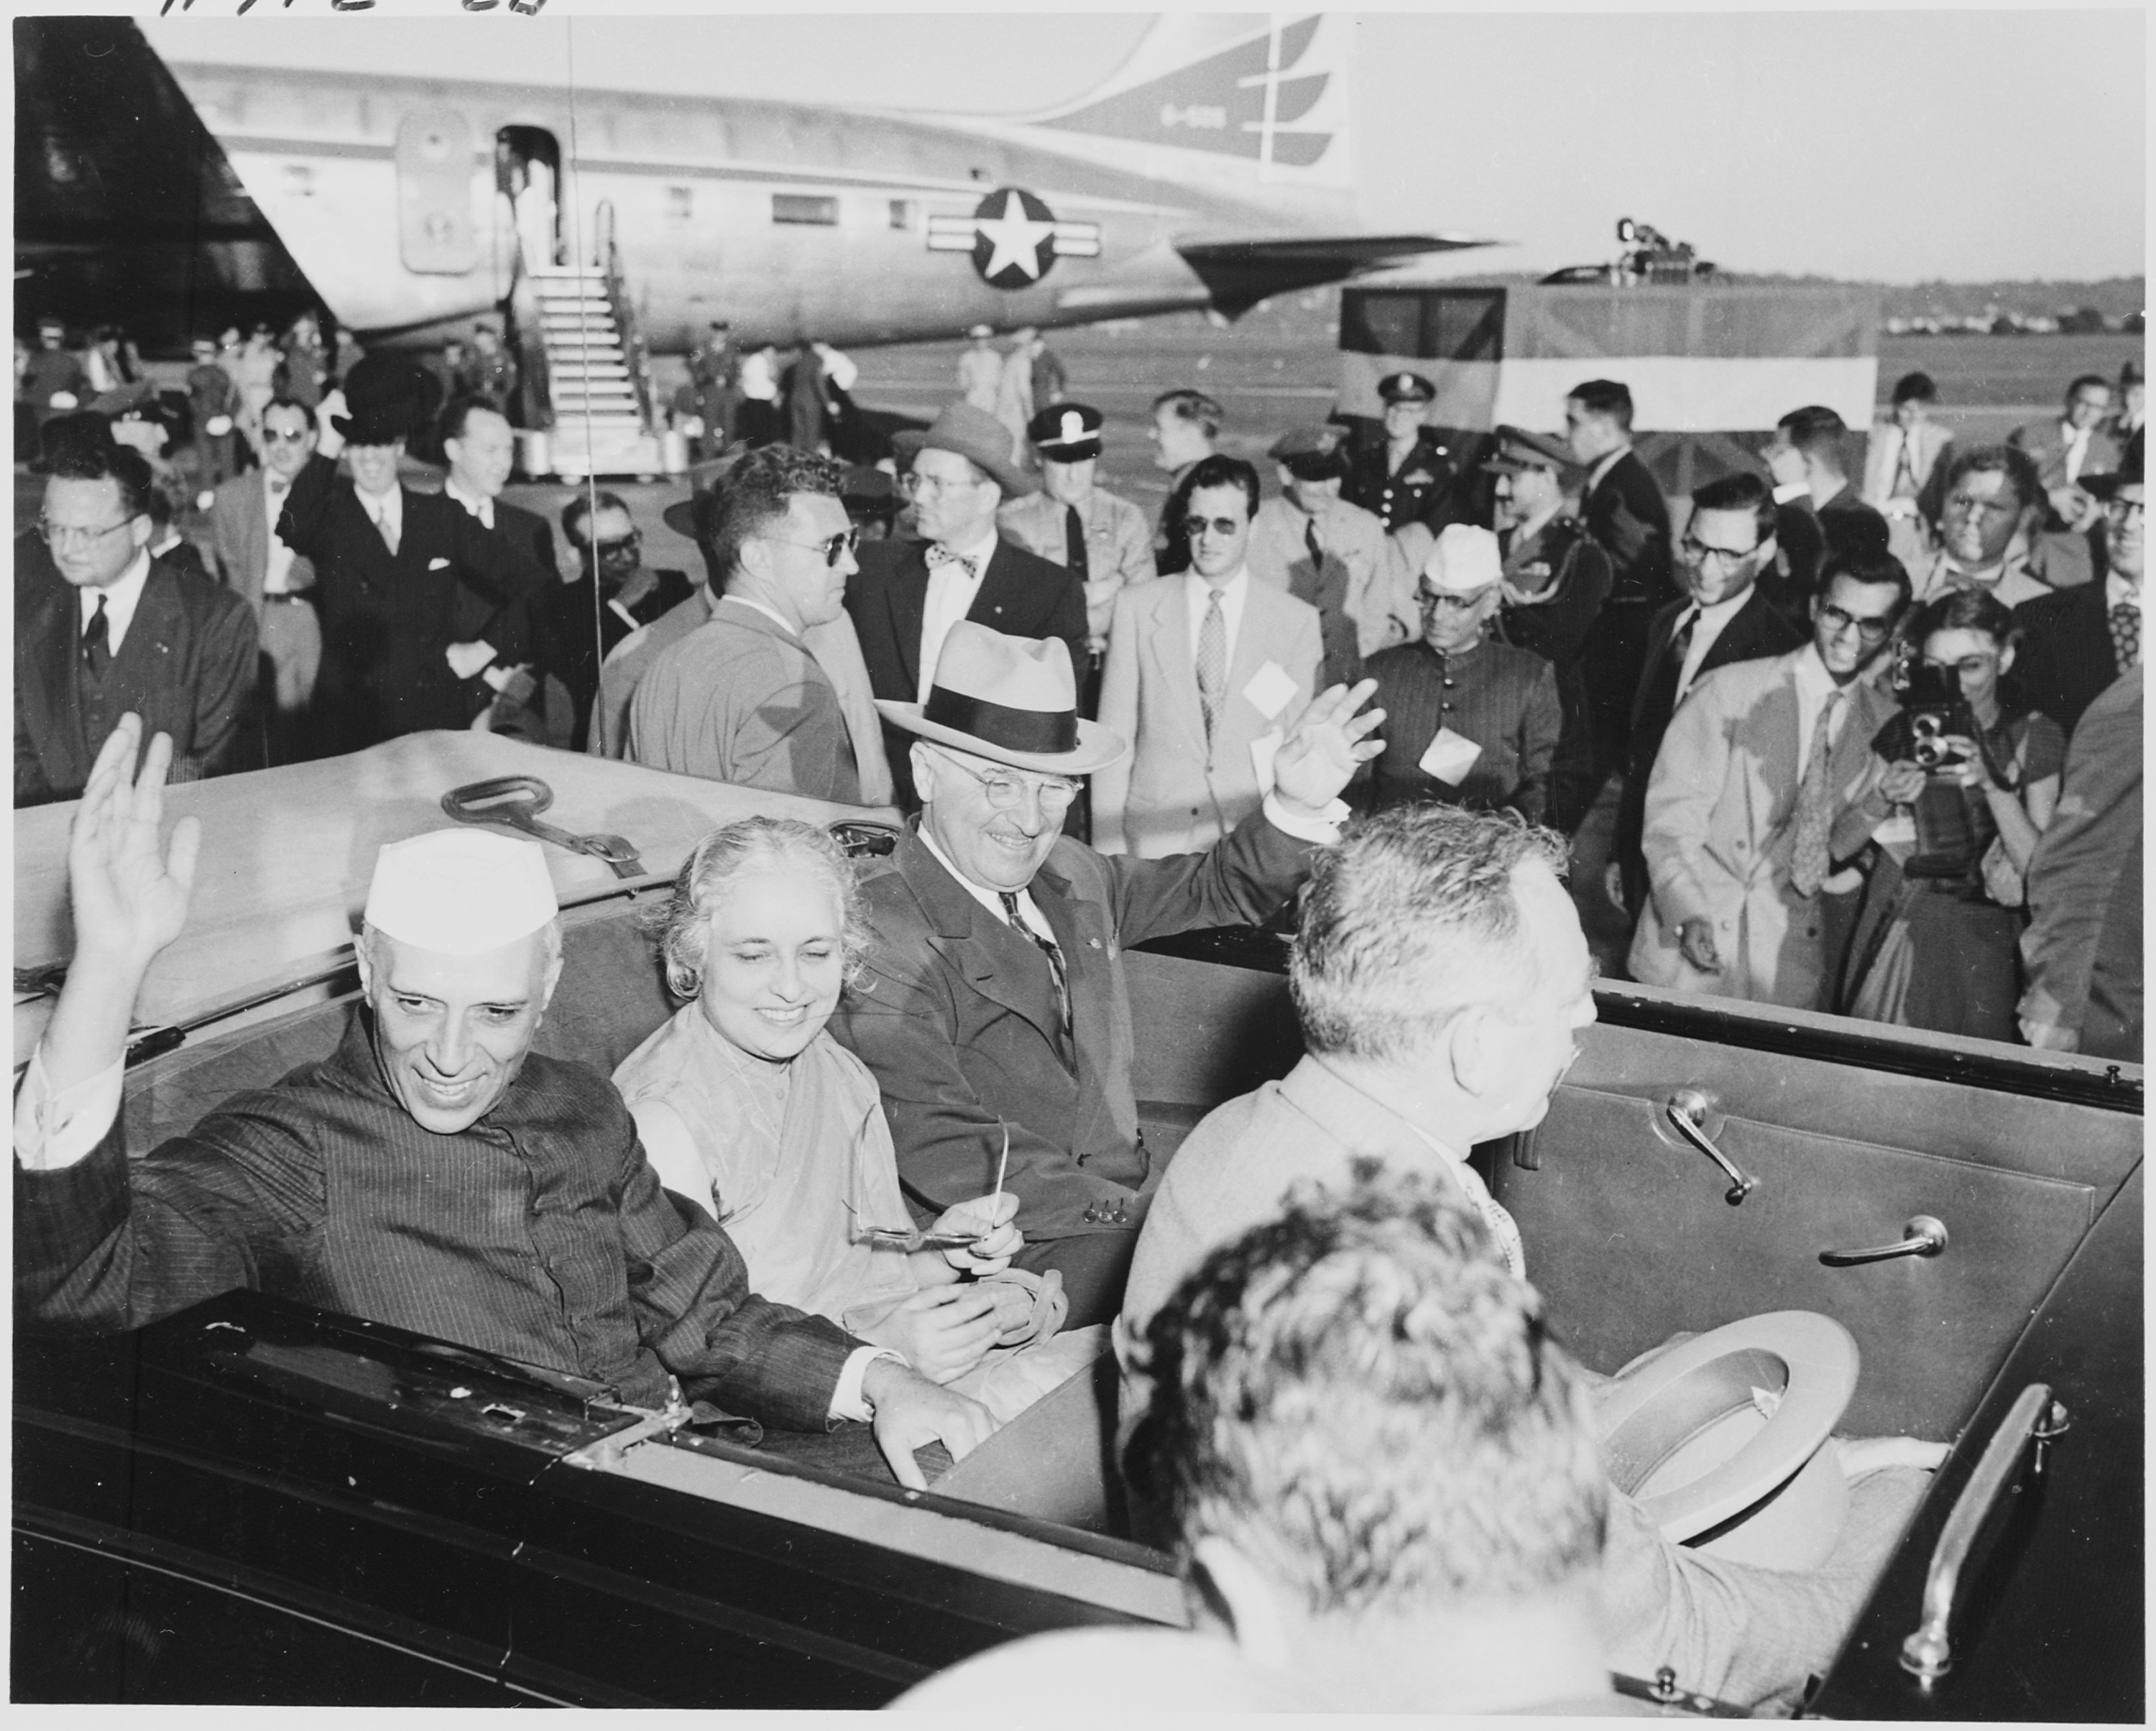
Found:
[925,185,1102,290]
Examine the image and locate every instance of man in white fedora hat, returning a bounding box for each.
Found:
[17,716,996,1490]
[827,621,1383,1328]
[847,401,1087,809]
[1360,522,1562,823]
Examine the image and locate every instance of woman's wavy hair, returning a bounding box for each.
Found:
[640,816,871,1000]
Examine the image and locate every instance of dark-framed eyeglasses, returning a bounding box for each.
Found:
[1678,535,1761,568]
[35,516,139,550]
[765,526,860,568]
[2104,497,2145,523]
[1817,602,1894,642]
[1181,514,1244,540]
[593,530,642,560]
[259,427,313,446]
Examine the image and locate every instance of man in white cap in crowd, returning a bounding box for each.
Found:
[827,622,1383,1329]
[847,402,1087,808]
[1359,523,1562,823]
[14,716,995,1490]
[996,401,1157,698]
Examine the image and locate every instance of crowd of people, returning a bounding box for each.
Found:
[17,310,2140,1708]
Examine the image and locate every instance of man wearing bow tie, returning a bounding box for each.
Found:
[847,402,1087,809]
[209,394,325,763]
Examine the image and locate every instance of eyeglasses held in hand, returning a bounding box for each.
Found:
[847,1120,1009,1251]
[1181,514,1243,540]
[1817,602,1893,642]
[35,517,137,550]
[765,527,860,567]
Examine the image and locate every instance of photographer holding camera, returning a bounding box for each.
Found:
[1838,588,2063,1038]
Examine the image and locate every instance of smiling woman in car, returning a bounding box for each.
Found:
[613,817,1105,1426]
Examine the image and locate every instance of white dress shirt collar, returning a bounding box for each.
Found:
[79,547,154,658]
[356,479,403,543]
[1585,445,1628,495]
[1184,566,1250,672]
[443,477,495,530]
[917,528,1001,703]
[1674,584,1755,700]
[916,822,1052,938]
[2106,571,2140,614]
[1792,643,1854,767]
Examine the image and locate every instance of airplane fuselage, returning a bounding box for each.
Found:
[161,59,1316,351]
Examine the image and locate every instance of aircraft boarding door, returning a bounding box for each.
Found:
[394,109,480,276]
[498,127,563,273]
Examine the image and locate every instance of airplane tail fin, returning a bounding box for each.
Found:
[1019,14,1357,193]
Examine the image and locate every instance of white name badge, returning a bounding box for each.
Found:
[1242,660,1299,722]
[1249,729,1283,796]
[1418,727,1483,786]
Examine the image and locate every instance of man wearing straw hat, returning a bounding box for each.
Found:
[15,717,995,1489]
[828,622,1383,1328]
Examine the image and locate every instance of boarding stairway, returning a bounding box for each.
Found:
[509,202,678,481]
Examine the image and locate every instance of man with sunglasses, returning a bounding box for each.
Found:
[830,619,1382,1328]
[18,435,257,806]
[1631,548,1909,1008]
[546,489,695,752]
[1092,453,1322,856]
[208,394,328,763]
[627,447,866,801]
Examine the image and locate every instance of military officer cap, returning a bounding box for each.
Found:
[1028,402,1105,463]
[1481,424,1583,477]
[1268,423,1350,481]
[1378,371,1437,407]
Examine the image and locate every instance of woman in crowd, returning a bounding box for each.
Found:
[613,818,1102,1420]
[1840,588,2062,1038]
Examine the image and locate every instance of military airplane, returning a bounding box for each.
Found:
[16,11,1491,356]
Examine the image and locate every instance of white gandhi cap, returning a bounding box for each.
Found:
[1422,522,1504,594]
[362,828,558,954]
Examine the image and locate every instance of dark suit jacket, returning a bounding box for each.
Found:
[1612,586,1808,895]
[1581,448,1675,609]
[846,533,1087,805]
[827,814,1314,1240]
[15,556,259,807]
[2012,578,2122,742]
[275,465,532,752]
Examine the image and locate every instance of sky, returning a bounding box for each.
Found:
[122,4,2150,285]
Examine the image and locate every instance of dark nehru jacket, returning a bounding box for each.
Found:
[15,1013,857,1423]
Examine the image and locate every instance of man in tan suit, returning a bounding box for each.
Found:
[1630,550,1909,1010]
[1093,456,1323,857]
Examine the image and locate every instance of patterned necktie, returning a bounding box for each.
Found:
[1064,504,1089,580]
[1789,687,1846,899]
[1196,588,1227,744]
[925,543,977,581]
[1304,517,1324,574]
[81,594,111,680]
[2109,603,2139,673]
[1892,430,1919,497]
[998,892,1070,1033]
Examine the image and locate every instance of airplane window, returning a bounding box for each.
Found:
[888,199,916,231]
[666,186,693,222]
[1338,290,1419,359]
[772,194,839,227]
[1424,290,1503,363]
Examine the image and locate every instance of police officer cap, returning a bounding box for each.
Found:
[1028,402,1105,462]
[1378,371,1436,406]
[1481,424,1582,476]
[1268,424,1350,481]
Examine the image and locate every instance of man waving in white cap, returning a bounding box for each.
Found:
[15,716,995,1488]
[828,623,1383,1329]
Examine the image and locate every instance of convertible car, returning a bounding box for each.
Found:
[11,736,2143,1715]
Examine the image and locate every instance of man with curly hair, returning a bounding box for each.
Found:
[898,1168,1623,1712]
[628,445,865,800]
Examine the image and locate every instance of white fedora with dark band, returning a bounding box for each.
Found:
[877,622,1128,775]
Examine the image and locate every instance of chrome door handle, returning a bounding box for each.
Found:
[1900,1383,2071,1682]
[1821,1215,1949,1267]
[1665,1089,1756,1206]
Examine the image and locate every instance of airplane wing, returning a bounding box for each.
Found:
[1175,233,1500,315]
